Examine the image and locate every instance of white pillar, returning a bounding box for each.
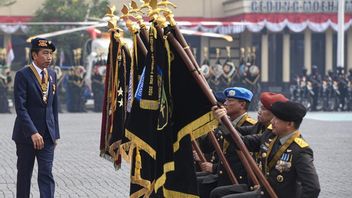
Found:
[325,28,333,74]
[283,33,290,83]
[337,0,345,68]
[348,28,352,71]
[304,29,312,73]
[200,36,209,62]
[261,33,269,82]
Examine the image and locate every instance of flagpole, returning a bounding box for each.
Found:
[160,4,261,187]
[149,3,242,186]
[156,5,277,196]
[165,28,276,197]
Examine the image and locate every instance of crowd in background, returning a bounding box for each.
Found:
[290,66,352,111]
[2,50,352,113]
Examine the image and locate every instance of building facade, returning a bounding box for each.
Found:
[1,0,352,87]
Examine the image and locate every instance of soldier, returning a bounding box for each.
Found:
[336,68,348,111]
[208,48,225,92]
[209,92,288,197]
[196,87,256,197]
[65,67,75,112]
[308,65,322,111]
[0,67,11,113]
[91,65,105,112]
[212,101,320,198]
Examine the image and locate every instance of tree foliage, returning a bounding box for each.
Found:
[29,0,110,64]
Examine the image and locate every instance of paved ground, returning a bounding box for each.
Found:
[1,112,352,197]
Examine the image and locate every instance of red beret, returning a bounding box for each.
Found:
[260,92,288,111]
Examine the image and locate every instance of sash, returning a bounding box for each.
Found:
[29,64,49,103]
[267,131,300,171]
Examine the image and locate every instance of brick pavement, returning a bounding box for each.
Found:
[1,112,352,197]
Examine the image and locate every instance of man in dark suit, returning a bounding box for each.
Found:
[12,37,59,198]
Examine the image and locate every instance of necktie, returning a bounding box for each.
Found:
[41,71,45,84]
[269,139,281,161]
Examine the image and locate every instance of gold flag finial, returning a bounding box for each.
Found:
[130,0,147,29]
[158,0,176,9]
[148,0,169,27]
[138,0,151,14]
[105,5,116,17]
[120,4,138,33]
[158,0,177,26]
[105,5,123,32]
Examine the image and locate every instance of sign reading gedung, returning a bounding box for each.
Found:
[251,0,352,13]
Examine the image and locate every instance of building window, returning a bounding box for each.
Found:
[311,33,325,75]
[290,33,304,80]
[268,33,283,84]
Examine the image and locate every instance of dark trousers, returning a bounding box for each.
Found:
[210,184,249,198]
[16,139,55,198]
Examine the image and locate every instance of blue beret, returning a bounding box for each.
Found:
[224,87,253,102]
[271,101,307,122]
[214,91,226,104]
[31,37,56,52]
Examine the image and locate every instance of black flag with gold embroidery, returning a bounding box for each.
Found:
[125,23,218,197]
[125,23,174,197]
[162,26,219,197]
[100,30,130,170]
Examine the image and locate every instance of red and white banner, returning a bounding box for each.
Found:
[1,13,352,35]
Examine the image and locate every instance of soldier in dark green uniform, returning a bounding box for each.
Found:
[196,87,256,198]
[212,101,320,198]
[210,92,288,197]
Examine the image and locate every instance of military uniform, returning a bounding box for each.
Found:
[242,129,320,198]
[197,87,255,198]
[216,114,257,186]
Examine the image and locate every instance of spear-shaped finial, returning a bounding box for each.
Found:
[105,5,116,18]
[158,0,176,9]
[130,0,147,29]
[158,0,176,26]
[121,4,138,33]
[148,0,169,27]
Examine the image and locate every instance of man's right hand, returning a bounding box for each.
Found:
[200,162,214,173]
[31,133,44,150]
[212,106,227,122]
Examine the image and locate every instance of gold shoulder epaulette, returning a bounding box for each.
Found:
[246,117,257,125]
[267,124,273,130]
[294,137,309,148]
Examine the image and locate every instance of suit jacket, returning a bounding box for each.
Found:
[12,66,60,144]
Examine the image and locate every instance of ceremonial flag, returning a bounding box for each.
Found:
[125,23,174,197]
[100,30,130,170]
[125,23,218,197]
[6,40,14,66]
[162,26,218,197]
